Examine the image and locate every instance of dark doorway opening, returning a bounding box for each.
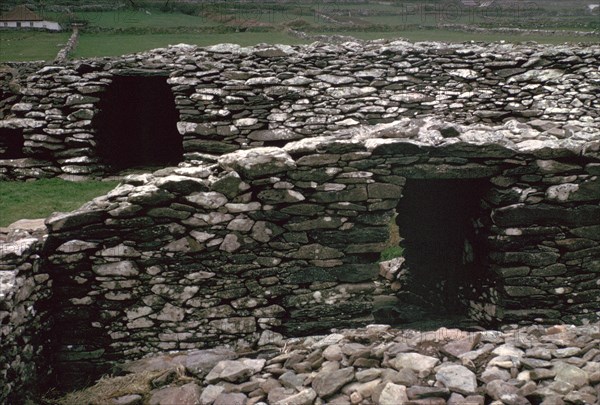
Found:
[94,76,182,170]
[394,179,489,322]
[0,128,25,158]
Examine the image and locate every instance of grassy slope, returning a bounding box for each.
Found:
[340,29,600,44]
[0,31,70,62]
[0,179,119,227]
[58,10,219,29]
[0,4,597,62]
[72,31,308,58]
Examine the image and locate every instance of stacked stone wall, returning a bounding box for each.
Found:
[0,237,52,403]
[0,40,599,395]
[37,118,600,389]
[0,40,599,180]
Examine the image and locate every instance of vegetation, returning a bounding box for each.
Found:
[72,31,308,58]
[0,31,70,62]
[380,213,405,262]
[0,1,597,62]
[0,179,119,227]
[47,368,186,405]
[380,245,405,262]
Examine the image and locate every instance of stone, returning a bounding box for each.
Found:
[448,69,478,79]
[508,69,564,83]
[530,368,556,381]
[7,218,46,234]
[486,380,518,400]
[442,335,481,358]
[218,147,296,179]
[128,185,175,206]
[205,358,265,384]
[481,366,511,383]
[323,345,344,362]
[248,129,302,142]
[279,371,306,389]
[185,192,228,209]
[156,303,185,322]
[209,317,256,334]
[554,363,589,388]
[45,209,104,231]
[148,382,202,405]
[3,42,600,405]
[273,388,317,405]
[390,353,440,377]
[406,386,450,399]
[435,365,478,395]
[316,74,356,85]
[390,93,434,103]
[378,383,409,404]
[257,189,305,204]
[93,261,139,277]
[200,385,225,405]
[312,367,355,398]
[355,369,381,383]
[213,393,247,405]
[185,348,237,378]
[326,86,377,98]
[154,175,206,194]
[291,244,343,260]
[112,394,143,405]
[220,233,241,252]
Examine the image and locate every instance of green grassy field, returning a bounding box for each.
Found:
[0,31,70,62]
[0,2,598,62]
[0,179,119,227]
[337,29,600,44]
[72,31,308,58]
[61,10,218,29]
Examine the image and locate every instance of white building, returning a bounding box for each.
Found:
[0,5,62,31]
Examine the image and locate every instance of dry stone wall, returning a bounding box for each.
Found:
[1,39,599,398]
[0,40,599,180]
[0,236,52,403]
[35,117,600,389]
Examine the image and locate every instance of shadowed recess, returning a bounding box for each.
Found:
[0,128,24,158]
[395,179,490,321]
[94,76,182,169]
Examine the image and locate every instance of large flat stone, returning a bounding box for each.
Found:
[218,147,296,179]
[46,210,104,232]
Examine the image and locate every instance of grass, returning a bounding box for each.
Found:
[0,179,119,227]
[380,213,404,262]
[1,3,597,62]
[62,10,218,29]
[380,245,405,262]
[0,31,70,62]
[329,29,600,44]
[72,31,308,58]
[50,369,179,405]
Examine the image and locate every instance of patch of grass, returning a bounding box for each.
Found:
[380,245,405,262]
[0,31,71,62]
[73,31,308,58]
[379,213,404,262]
[0,179,119,227]
[52,369,173,405]
[324,29,600,44]
[61,10,218,29]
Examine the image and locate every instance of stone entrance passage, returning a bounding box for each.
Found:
[94,76,182,169]
[394,179,490,322]
[0,128,24,158]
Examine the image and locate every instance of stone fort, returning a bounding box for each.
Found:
[0,40,599,401]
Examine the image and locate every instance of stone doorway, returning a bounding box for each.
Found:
[94,76,182,170]
[0,128,24,158]
[393,179,490,323]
